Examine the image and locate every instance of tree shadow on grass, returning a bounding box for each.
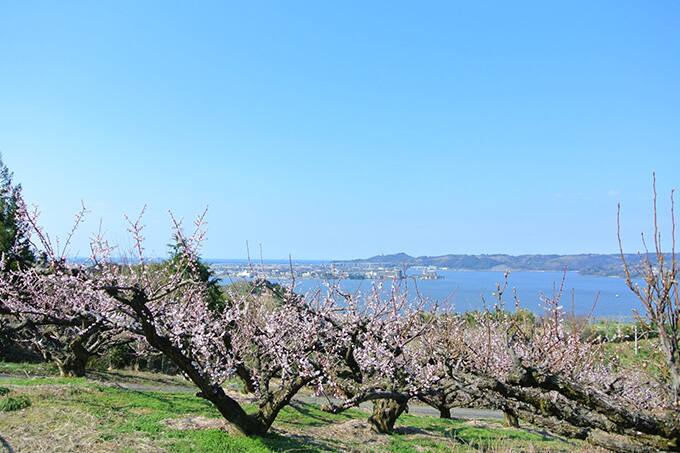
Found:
[393,426,431,435]
[44,384,354,452]
[520,426,577,446]
[0,435,14,453]
[50,385,216,423]
[91,387,340,451]
[278,400,362,428]
[441,424,575,451]
[259,430,339,452]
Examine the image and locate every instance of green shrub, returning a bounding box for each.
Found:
[0,386,10,396]
[0,395,31,411]
[90,344,136,370]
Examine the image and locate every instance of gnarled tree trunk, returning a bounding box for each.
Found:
[38,338,92,378]
[451,370,680,451]
[56,353,89,377]
[57,340,91,377]
[503,409,520,428]
[368,398,408,434]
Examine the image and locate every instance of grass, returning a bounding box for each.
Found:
[601,337,667,378]
[0,360,197,388]
[0,360,59,376]
[387,413,575,453]
[0,394,31,411]
[584,319,644,341]
[0,373,588,453]
[0,383,32,412]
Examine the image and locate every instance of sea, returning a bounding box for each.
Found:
[208,260,642,319]
[285,270,641,320]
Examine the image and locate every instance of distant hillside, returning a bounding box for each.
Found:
[338,252,654,277]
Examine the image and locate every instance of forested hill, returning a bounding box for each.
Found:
[336,253,654,276]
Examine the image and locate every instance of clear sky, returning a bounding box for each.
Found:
[1,1,679,260]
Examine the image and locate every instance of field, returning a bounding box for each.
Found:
[0,363,594,453]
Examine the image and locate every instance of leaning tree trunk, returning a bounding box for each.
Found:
[455,369,680,451]
[368,398,408,434]
[115,289,273,436]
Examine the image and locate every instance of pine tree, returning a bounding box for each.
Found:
[0,155,34,270]
[167,233,225,311]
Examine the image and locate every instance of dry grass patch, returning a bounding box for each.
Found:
[0,404,160,453]
[301,418,391,451]
[163,415,230,432]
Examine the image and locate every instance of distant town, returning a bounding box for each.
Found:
[208,251,656,281]
[209,261,443,282]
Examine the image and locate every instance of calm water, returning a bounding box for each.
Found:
[282,270,642,319]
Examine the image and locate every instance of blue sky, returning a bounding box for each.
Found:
[1,1,679,259]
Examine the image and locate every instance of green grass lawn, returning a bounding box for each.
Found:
[0,364,587,452]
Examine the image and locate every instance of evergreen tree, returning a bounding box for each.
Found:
[167,233,225,311]
[0,155,34,270]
